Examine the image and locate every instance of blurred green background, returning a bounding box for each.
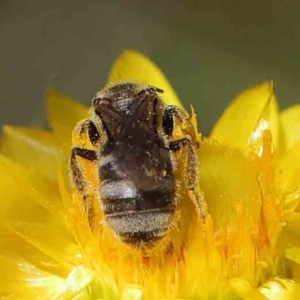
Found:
[1,0,299,135]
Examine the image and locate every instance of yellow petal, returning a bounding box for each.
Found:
[0,225,68,278]
[72,290,90,300]
[87,276,118,300]
[0,154,64,221]
[198,138,261,229]
[0,125,60,181]
[108,49,182,107]
[58,266,94,299]
[122,286,142,300]
[229,277,267,299]
[276,142,300,197]
[46,87,88,145]
[8,221,81,271]
[0,163,79,284]
[0,224,92,299]
[0,256,93,300]
[281,213,300,251]
[210,82,280,154]
[285,247,300,264]
[0,254,54,297]
[280,105,300,151]
[0,155,50,222]
[258,277,300,300]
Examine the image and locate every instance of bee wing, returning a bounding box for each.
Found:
[95,103,124,140]
[121,92,159,135]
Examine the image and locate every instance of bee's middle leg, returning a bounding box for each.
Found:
[169,137,207,219]
[70,147,98,229]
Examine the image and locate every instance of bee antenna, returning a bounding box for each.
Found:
[92,97,101,106]
[150,86,164,93]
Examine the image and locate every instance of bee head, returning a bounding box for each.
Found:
[92,82,163,113]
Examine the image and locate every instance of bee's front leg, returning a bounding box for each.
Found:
[70,147,98,190]
[70,119,101,230]
[169,137,207,219]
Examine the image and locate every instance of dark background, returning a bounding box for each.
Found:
[1,0,299,134]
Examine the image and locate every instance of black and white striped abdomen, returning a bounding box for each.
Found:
[99,157,176,247]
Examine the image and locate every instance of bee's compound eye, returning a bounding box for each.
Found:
[92,97,101,106]
[162,106,174,137]
[86,120,100,145]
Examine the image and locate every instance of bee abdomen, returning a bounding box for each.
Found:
[106,211,174,246]
[100,179,176,246]
[100,179,175,214]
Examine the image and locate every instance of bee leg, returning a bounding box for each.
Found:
[70,147,98,228]
[71,147,98,161]
[169,137,207,219]
[70,147,98,191]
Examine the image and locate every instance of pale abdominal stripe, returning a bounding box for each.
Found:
[100,178,176,245]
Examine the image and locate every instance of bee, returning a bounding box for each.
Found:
[70,82,206,249]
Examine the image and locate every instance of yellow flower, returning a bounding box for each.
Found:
[1,49,300,299]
